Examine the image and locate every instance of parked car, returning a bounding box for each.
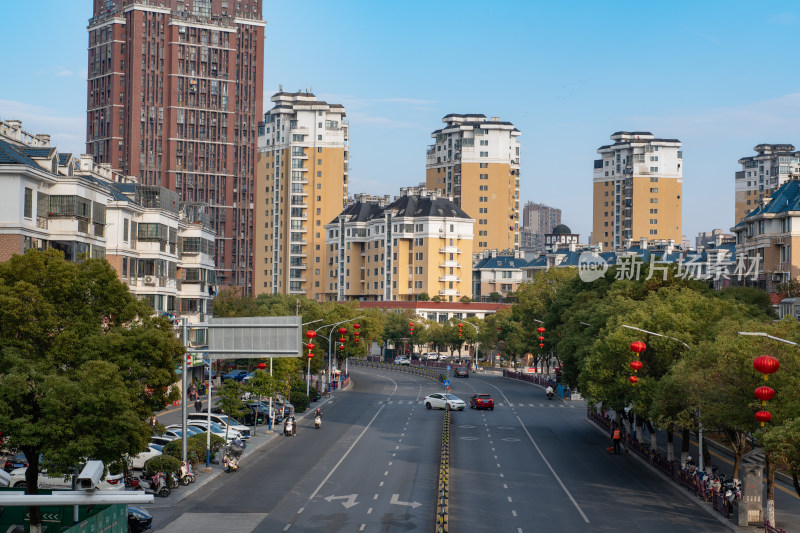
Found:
[4,452,30,473]
[203,368,218,381]
[187,420,242,443]
[187,413,251,439]
[128,444,163,470]
[164,424,204,436]
[455,367,469,378]
[150,435,177,447]
[394,356,411,365]
[221,369,249,382]
[425,353,440,361]
[128,506,153,533]
[469,394,494,410]
[423,393,466,411]
[8,466,124,490]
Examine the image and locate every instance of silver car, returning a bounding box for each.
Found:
[423,393,466,411]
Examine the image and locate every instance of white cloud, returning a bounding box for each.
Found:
[0,100,85,155]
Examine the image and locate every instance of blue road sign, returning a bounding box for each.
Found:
[443,379,450,387]
[446,365,451,371]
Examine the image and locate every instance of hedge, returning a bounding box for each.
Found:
[163,433,225,465]
[143,455,182,476]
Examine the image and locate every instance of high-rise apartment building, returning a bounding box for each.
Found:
[520,201,561,253]
[87,0,264,292]
[735,144,800,224]
[425,114,520,253]
[592,132,682,250]
[254,91,349,298]
[323,187,474,302]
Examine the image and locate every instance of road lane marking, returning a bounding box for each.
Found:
[390,494,422,508]
[512,510,517,516]
[297,507,304,514]
[503,483,508,489]
[359,525,366,531]
[395,445,400,450]
[497,463,501,468]
[367,507,373,514]
[516,414,590,523]
[309,378,396,501]
[388,462,393,466]
[374,494,379,500]
[384,471,389,476]
[379,481,384,487]
[324,494,359,508]
[508,496,512,502]
[283,525,291,531]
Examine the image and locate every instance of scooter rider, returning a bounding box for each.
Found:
[545,385,554,398]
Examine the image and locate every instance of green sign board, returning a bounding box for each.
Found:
[63,505,126,533]
[0,489,126,533]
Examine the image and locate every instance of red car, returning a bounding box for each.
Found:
[470,394,494,410]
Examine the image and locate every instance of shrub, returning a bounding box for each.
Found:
[163,433,225,465]
[143,455,181,476]
[289,388,309,413]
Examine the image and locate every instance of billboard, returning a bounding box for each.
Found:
[207,316,302,359]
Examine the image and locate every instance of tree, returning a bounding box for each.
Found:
[0,250,183,533]
[431,295,442,302]
[459,295,472,304]
[244,369,277,427]
[216,380,247,442]
[418,292,430,301]
[488,292,501,302]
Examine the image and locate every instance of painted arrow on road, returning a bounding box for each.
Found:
[324,494,359,508]
[390,494,422,509]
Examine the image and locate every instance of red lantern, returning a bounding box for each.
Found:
[306,330,317,339]
[754,386,775,402]
[753,355,780,375]
[755,411,772,423]
[353,323,360,329]
[498,327,502,332]
[458,323,463,328]
[538,343,544,348]
[538,336,544,342]
[306,343,315,350]
[537,327,545,334]
[338,327,347,335]
[630,341,647,353]
[339,337,346,343]
[338,344,344,350]
[257,362,267,369]
[629,376,638,384]
[630,360,643,371]
[354,338,360,343]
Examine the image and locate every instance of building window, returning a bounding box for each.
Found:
[23,188,32,219]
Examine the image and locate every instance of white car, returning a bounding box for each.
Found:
[8,466,124,490]
[394,357,410,365]
[423,393,466,411]
[187,420,242,443]
[187,413,251,439]
[128,444,163,470]
[425,353,440,361]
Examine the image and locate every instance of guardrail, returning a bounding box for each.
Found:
[435,409,451,533]
[349,357,445,384]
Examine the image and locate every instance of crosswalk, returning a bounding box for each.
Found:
[377,399,579,408]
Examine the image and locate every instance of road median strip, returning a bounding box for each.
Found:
[435,409,450,533]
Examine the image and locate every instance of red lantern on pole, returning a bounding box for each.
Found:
[257,362,267,370]
[339,337,346,343]
[538,343,544,348]
[353,323,360,330]
[753,355,780,375]
[537,326,545,334]
[306,343,315,358]
[629,376,638,384]
[630,341,647,353]
[630,360,643,372]
[538,336,544,342]
[754,386,775,402]
[338,327,348,335]
[755,411,772,423]
[306,330,317,340]
[409,323,414,336]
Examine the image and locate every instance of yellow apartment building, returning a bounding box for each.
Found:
[425,114,520,253]
[323,187,474,302]
[254,91,348,298]
[735,144,800,225]
[592,132,682,250]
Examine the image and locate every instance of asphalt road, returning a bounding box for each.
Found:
[150,367,731,532]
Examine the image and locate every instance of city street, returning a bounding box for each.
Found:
[149,366,740,532]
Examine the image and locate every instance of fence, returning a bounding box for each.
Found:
[435,409,451,533]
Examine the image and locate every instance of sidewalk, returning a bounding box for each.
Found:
[147,387,344,507]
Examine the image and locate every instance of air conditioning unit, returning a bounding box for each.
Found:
[144,275,156,286]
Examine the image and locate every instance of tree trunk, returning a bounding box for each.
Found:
[793,473,800,499]
[766,454,776,526]
[681,427,690,466]
[23,447,42,533]
[636,416,645,444]
[666,426,674,461]
[727,430,746,484]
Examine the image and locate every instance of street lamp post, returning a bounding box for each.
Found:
[314,317,364,395]
[460,321,480,372]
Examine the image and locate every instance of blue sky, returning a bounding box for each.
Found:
[3,1,800,244]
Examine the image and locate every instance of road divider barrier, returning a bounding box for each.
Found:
[435,409,451,533]
[350,357,445,384]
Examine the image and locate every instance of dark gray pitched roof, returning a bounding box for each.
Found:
[0,139,41,168]
[20,146,57,159]
[330,194,472,225]
[58,153,72,166]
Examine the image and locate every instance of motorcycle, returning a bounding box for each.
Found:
[546,391,554,400]
[167,472,179,489]
[139,471,170,498]
[223,444,243,473]
[314,414,321,429]
[284,417,296,436]
[179,461,195,485]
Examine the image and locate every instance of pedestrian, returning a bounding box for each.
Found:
[194,399,203,413]
[612,424,622,455]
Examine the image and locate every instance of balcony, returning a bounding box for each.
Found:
[290,125,309,134]
[439,289,461,297]
[439,247,461,254]
[440,261,461,268]
[439,275,461,282]
[289,262,307,269]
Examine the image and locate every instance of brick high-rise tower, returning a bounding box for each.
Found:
[87,0,264,292]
